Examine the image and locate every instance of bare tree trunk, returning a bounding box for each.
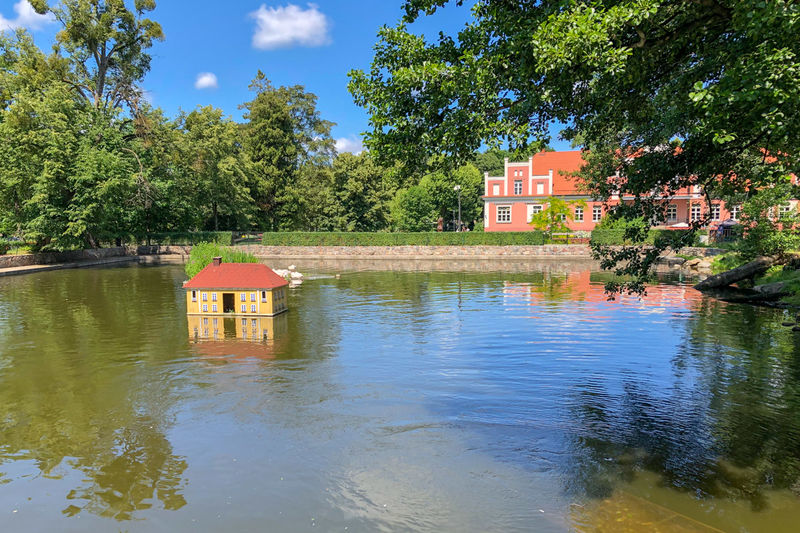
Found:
[694,256,777,290]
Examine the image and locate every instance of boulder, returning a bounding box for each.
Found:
[752,281,790,297]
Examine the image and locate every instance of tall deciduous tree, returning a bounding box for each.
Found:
[241,72,336,230]
[178,106,251,231]
[31,0,164,111]
[350,0,800,293]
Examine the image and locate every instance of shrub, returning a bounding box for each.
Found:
[591,229,699,246]
[0,239,10,255]
[185,242,258,278]
[260,232,546,246]
[111,232,234,246]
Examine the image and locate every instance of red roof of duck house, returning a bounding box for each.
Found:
[183,261,288,290]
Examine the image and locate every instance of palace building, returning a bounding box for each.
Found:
[482,150,775,232]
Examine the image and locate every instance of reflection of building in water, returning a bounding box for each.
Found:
[188,313,289,360]
[502,270,701,308]
[188,313,289,342]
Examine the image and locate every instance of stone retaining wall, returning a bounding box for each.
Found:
[0,247,129,269]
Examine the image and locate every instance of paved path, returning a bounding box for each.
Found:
[0,256,137,277]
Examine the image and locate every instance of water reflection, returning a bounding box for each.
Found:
[1,265,800,532]
[0,266,188,520]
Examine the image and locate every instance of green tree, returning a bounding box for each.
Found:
[329,152,395,231]
[390,185,435,231]
[350,0,800,293]
[31,0,164,111]
[241,72,335,230]
[529,197,587,241]
[178,106,252,231]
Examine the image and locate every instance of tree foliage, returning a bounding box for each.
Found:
[529,197,587,241]
[350,0,800,293]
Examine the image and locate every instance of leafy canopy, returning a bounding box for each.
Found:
[350,0,800,293]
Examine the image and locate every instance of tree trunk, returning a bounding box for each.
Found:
[694,256,777,291]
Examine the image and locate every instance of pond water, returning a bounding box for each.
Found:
[1,263,799,532]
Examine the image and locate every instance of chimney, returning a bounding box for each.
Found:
[212,257,222,267]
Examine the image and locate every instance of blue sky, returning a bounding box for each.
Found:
[2,1,570,153]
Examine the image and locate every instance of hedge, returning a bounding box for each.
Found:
[261,231,547,246]
[590,229,699,246]
[106,232,234,246]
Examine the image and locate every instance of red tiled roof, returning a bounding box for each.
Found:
[530,150,586,195]
[183,262,288,290]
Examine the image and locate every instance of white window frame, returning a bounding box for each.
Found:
[711,205,720,221]
[527,204,543,223]
[240,293,246,302]
[690,204,702,222]
[241,304,246,313]
[731,205,741,221]
[202,304,208,312]
[212,293,217,302]
[592,206,602,222]
[202,293,207,302]
[492,184,500,195]
[779,204,792,218]
[574,207,584,222]
[212,304,217,312]
[496,205,512,223]
[251,304,257,313]
[514,180,523,195]
[536,183,544,195]
[250,293,256,302]
[667,204,677,222]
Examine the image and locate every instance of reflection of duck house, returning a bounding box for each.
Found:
[187,313,289,344]
[184,257,289,327]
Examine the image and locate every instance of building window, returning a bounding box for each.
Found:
[527,204,543,223]
[592,206,602,222]
[212,293,217,302]
[252,319,257,328]
[492,184,500,195]
[242,318,247,326]
[202,293,207,302]
[202,304,208,312]
[250,293,256,302]
[731,205,741,221]
[690,204,702,222]
[251,304,256,313]
[240,293,246,302]
[779,204,792,218]
[536,183,544,195]
[711,205,720,221]
[203,318,209,326]
[497,205,511,223]
[575,207,584,222]
[559,214,567,222]
[514,180,522,195]
[212,304,218,312]
[191,291,197,302]
[241,304,246,313]
[667,204,677,222]
[213,318,218,326]
[261,291,267,302]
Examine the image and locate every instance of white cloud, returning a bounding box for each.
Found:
[249,3,331,50]
[0,1,54,32]
[335,136,364,155]
[194,72,219,90]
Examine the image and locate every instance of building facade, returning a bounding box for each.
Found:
[482,150,767,232]
[184,258,289,317]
